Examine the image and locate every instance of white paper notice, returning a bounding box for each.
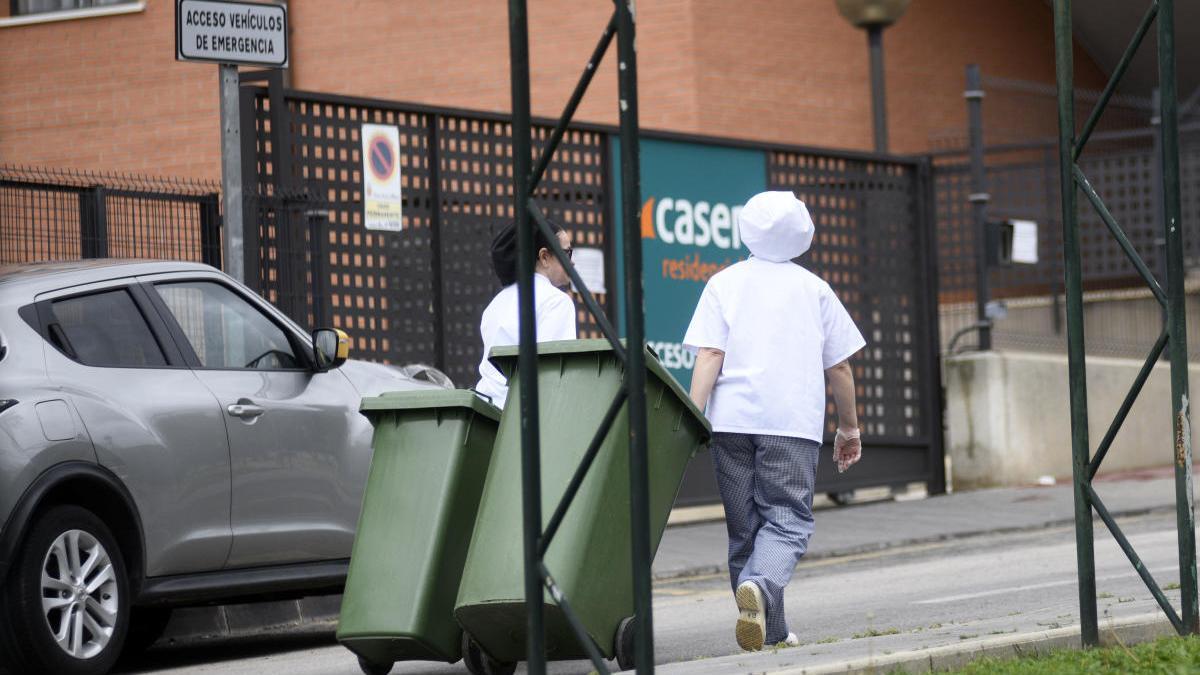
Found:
[1010,219,1038,264]
[570,247,606,294]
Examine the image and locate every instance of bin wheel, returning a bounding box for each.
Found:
[615,616,636,671]
[357,655,393,675]
[461,632,515,675]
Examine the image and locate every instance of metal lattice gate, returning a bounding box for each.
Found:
[769,151,944,493]
[237,77,944,502]
[242,81,613,386]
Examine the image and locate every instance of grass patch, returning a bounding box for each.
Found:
[942,635,1200,674]
[1097,592,1114,599]
[959,634,979,640]
[815,636,841,644]
[1163,582,1181,591]
[852,627,901,639]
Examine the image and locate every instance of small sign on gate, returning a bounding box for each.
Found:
[361,124,404,232]
[176,0,289,68]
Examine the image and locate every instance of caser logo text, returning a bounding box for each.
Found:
[641,197,744,249]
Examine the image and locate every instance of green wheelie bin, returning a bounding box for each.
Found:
[454,339,711,672]
[337,390,501,675]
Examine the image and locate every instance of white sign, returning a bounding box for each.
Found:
[361,124,404,232]
[570,247,606,294]
[1010,219,1039,264]
[177,0,289,68]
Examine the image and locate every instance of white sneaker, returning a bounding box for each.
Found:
[779,632,800,648]
[734,581,766,651]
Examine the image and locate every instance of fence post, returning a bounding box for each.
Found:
[307,208,331,329]
[200,193,223,269]
[239,82,261,291]
[965,64,991,350]
[79,186,109,259]
[915,158,947,496]
[427,114,447,372]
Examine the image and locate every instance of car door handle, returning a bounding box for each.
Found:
[226,403,265,419]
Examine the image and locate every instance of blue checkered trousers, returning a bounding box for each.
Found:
[711,432,821,644]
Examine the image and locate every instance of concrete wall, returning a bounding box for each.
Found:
[945,349,1200,490]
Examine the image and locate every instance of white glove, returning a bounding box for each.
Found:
[834,428,862,474]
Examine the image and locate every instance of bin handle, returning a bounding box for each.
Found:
[468,388,494,405]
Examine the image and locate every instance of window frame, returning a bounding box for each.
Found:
[28,283,189,370]
[139,277,317,373]
[3,0,144,26]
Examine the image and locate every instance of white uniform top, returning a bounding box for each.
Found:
[683,258,865,442]
[475,272,577,408]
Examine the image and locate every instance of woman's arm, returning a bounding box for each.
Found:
[689,347,725,411]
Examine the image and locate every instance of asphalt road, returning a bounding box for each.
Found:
[117,511,1193,674]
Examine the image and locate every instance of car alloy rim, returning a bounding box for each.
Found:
[41,529,119,659]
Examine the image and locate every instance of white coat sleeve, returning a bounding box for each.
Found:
[820,284,866,368]
[683,282,728,353]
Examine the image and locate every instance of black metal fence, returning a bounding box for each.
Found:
[933,74,1200,305]
[0,165,221,267]
[240,81,944,495]
[1,86,947,499]
[241,82,614,386]
[768,150,942,491]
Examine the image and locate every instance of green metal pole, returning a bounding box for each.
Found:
[507,0,547,671]
[1053,0,1099,647]
[616,1,654,671]
[1157,0,1199,635]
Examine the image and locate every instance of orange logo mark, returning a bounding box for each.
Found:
[641,198,656,239]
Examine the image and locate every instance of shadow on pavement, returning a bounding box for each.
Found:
[113,631,338,674]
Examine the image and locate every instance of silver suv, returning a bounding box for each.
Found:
[0,260,441,675]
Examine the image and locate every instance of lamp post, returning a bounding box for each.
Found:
[835,0,910,153]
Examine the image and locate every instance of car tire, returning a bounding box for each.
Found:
[0,505,130,675]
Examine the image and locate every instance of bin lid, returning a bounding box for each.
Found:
[360,389,501,422]
[489,339,712,436]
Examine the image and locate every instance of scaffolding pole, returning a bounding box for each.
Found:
[1053,0,1197,646]
[507,0,653,671]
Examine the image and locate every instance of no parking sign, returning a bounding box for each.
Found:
[362,124,403,231]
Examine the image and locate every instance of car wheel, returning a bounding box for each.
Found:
[0,505,129,675]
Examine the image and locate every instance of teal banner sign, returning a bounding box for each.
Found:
[612,137,767,388]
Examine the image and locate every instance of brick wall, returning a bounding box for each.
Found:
[0,2,220,179]
[0,0,1109,180]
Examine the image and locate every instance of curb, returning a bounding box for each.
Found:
[659,613,1176,674]
[653,503,1178,581]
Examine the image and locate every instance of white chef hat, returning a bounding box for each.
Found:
[737,190,815,262]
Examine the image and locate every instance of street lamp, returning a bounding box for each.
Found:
[835,0,910,153]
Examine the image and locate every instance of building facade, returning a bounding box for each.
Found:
[1,0,1110,179]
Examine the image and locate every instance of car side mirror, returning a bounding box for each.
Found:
[312,328,350,372]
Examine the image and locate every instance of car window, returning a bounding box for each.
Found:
[154,281,301,370]
[50,290,167,368]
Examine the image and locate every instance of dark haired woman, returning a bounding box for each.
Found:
[474,221,576,407]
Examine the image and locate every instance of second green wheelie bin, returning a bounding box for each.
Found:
[453,340,711,668]
[337,390,501,675]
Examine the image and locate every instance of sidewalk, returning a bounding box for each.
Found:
[653,469,1189,579]
[161,469,1192,650]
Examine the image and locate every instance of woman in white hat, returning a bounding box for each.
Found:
[683,190,865,651]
